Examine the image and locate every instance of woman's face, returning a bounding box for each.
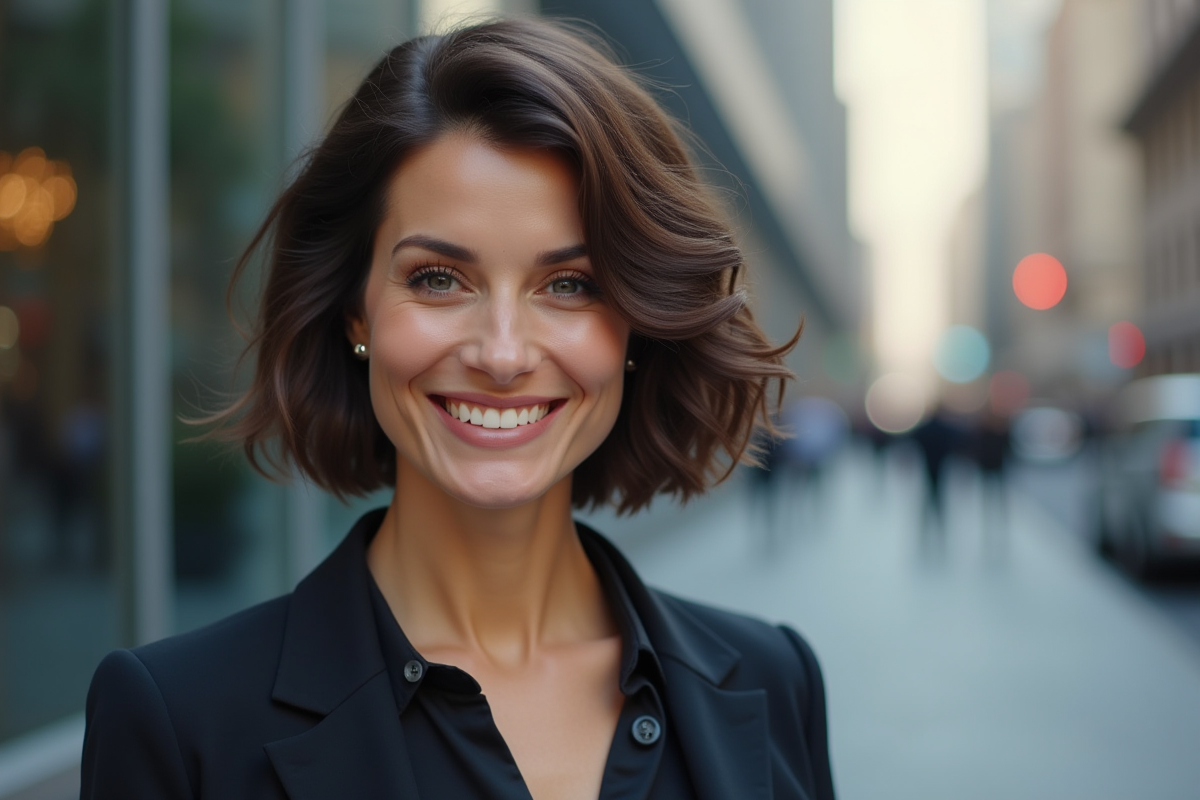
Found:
[349,133,630,509]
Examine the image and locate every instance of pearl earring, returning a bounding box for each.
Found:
[625,359,637,372]
[353,343,369,360]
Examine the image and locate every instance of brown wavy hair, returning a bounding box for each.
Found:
[210,17,798,514]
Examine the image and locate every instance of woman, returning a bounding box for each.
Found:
[81,18,834,800]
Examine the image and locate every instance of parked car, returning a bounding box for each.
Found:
[1095,373,1200,578]
[1011,405,1085,463]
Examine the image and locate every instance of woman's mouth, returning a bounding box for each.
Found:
[438,397,554,429]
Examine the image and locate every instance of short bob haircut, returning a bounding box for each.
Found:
[214,17,797,514]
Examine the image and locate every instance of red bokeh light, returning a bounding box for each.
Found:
[988,370,1030,417]
[1108,321,1145,369]
[1013,253,1068,310]
[14,297,50,348]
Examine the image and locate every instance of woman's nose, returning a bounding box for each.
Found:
[459,295,540,384]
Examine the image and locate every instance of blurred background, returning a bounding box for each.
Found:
[1,0,1199,797]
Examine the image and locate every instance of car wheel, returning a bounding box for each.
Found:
[1116,507,1158,580]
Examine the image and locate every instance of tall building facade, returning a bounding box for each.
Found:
[1124,0,1200,375]
[0,1,852,796]
[984,0,1144,398]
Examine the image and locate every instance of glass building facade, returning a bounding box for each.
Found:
[0,0,122,745]
[0,0,423,791]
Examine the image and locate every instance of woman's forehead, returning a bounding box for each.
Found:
[380,134,585,256]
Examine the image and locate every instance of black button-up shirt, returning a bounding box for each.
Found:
[366,530,697,800]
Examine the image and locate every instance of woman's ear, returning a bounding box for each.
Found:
[346,315,370,350]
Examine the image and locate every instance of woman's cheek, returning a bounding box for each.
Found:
[553,310,629,413]
[378,302,461,371]
[368,306,458,429]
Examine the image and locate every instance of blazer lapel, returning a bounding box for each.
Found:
[264,671,421,800]
[265,509,421,799]
[577,526,772,800]
[663,666,772,800]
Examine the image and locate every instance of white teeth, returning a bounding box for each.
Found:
[443,399,551,429]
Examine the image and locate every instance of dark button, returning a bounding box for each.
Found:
[403,660,424,683]
[631,715,661,746]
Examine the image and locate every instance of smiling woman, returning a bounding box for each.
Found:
[79,18,833,800]
[216,20,795,516]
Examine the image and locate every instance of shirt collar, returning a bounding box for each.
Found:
[366,522,666,716]
[578,525,665,692]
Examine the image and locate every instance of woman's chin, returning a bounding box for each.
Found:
[447,488,551,511]
[434,469,566,511]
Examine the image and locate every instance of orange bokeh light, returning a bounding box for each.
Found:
[0,147,77,251]
[1108,321,1145,369]
[1013,253,1068,310]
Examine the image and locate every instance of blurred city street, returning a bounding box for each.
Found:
[6,0,1200,794]
[589,444,1200,800]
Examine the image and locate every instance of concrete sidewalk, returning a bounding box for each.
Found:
[585,447,1200,800]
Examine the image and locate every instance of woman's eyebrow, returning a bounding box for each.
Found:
[392,234,476,261]
[392,235,587,267]
[538,244,587,266]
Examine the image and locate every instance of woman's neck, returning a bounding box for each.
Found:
[367,458,614,669]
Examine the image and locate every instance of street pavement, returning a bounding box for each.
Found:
[584,444,1200,800]
[1010,450,1200,648]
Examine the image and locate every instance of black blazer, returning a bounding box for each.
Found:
[81,514,835,800]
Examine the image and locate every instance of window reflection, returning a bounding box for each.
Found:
[0,0,419,749]
[0,0,119,741]
[170,0,287,633]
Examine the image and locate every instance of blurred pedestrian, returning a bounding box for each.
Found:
[972,410,1010,544]
[747,425,787,552]
[912,406,958,539]
[50,399,104,565]
[852,410,891,490]
[780,396,849,531]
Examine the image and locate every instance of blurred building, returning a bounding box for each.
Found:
[540,0,862,400]
[0,0,854,795]
[984,0,1144,401]
[941,187,989,412]
[948,188,986,335]
[1124,0,1200,375]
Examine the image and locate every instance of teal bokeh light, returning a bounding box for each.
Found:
[934,325,991,384]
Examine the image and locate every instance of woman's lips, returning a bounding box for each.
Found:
[430,395,564,447]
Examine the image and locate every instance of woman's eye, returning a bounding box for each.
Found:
[421,272,456,291]
[549,278,581,294]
